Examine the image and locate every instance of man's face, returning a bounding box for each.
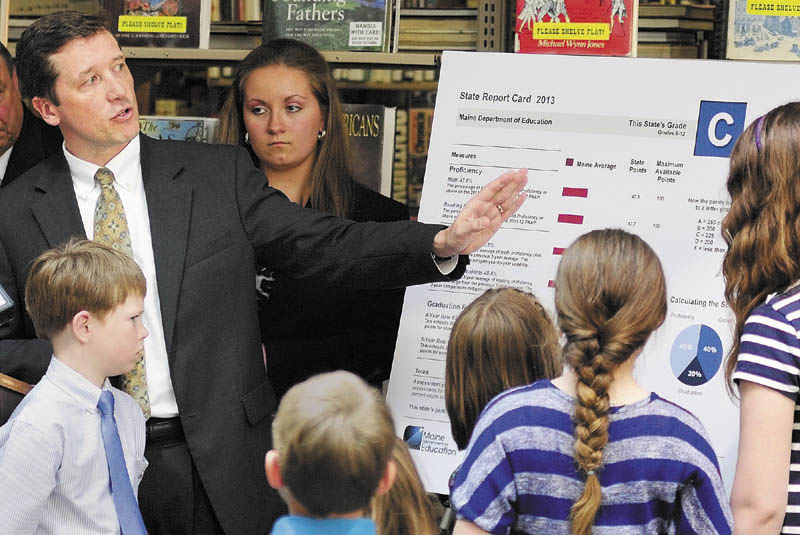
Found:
[33,31,139,166]
[0,64,24,157]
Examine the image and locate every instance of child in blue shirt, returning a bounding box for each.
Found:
[0,239,149,534]
[265,371,397,535]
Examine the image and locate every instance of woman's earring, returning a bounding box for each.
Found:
[317,129,327,141]
[245,132,250,144]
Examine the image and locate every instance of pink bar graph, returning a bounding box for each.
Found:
[557,214,584,225]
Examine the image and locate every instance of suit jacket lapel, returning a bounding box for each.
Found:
[140,135,191,355]
[30,153,86,246]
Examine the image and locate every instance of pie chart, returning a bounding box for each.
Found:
[670,324,723,386]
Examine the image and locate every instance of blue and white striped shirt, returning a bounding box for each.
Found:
[451,380,732,534]
[733,285,800,533]
[0,356,147,535]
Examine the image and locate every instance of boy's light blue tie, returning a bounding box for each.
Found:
[98,390,148,535]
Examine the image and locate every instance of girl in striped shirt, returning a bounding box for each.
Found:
[723,102,800,534]
[451,229,732,534]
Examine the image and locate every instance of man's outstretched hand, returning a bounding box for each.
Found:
[432,168,528,257]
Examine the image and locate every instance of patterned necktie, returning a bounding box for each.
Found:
[94,167,150,418]
[98,391,148,535]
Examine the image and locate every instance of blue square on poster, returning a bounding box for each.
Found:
[694,101,748,158]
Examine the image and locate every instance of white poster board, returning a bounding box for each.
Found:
[386,51,800,495]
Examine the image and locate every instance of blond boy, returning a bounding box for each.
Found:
[265,371,397,535]
[0,239,148,534]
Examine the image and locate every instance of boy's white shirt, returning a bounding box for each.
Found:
[0,356,146,535]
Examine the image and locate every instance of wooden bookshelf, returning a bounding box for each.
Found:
[120,48,443,68]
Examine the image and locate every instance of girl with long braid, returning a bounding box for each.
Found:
[723,103,800,534]
[450,229,732,534]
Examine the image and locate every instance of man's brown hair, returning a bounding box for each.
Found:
[25,238,146,340]
[272,371,395,517]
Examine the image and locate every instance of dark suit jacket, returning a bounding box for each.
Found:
[1,105,62,188]
[0,135,466,535]
[259,183,410,398]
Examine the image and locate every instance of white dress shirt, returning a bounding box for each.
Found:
[66,136,179,417]
[0,144,14,186]
[0,357,147,535]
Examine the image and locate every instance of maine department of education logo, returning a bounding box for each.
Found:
[403,425,456,456]
[403,425,424,450]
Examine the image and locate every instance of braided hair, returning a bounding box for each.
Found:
[554,229,666,535]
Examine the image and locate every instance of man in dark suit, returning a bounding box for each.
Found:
[0,42,62,188]
[0,11,526,535]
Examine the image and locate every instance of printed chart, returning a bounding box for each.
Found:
[670,324,723,387]
[386,51,800,494]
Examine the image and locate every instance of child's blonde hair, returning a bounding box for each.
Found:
[370,437,437,535]
[25,238,146,340]
[272,370,395,517]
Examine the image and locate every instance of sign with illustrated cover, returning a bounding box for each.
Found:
[139,116,219,142]
[727,0,800,60]
[262,0,391,51]
[102,0,210,47]
[386,50,800,495]
[516,0,637,55]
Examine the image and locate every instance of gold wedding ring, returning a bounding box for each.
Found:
[496,204,504,214]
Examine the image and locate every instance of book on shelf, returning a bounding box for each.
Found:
[637,17,713,30]
[213,0,260,21]
[638,3,713,19]
[245,0,260,20]
[637,41,700,57]
[397,14,476,30]
[515,0,637,56]
[100,0,211,47]
[399,43,475,50]
[398,10,477,51]
[393,109,408,204]
[7,17,36,43]
[209,20,262,47]
[638,29,701,43]
[399,33,477,50]
[10,0,101,16]
[401,0,468,7]
[406,92,435,216]
[139,115,219,143]
[262,0,391,51]
[342,103,396,198]
[706,0,726,58]
[726,0,800,60]
[7,2,100,46]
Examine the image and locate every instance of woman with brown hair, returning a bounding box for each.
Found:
[216,39,408,397]
[450,229,731,534]
[722,103,800,534]
[445,287,560,451]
